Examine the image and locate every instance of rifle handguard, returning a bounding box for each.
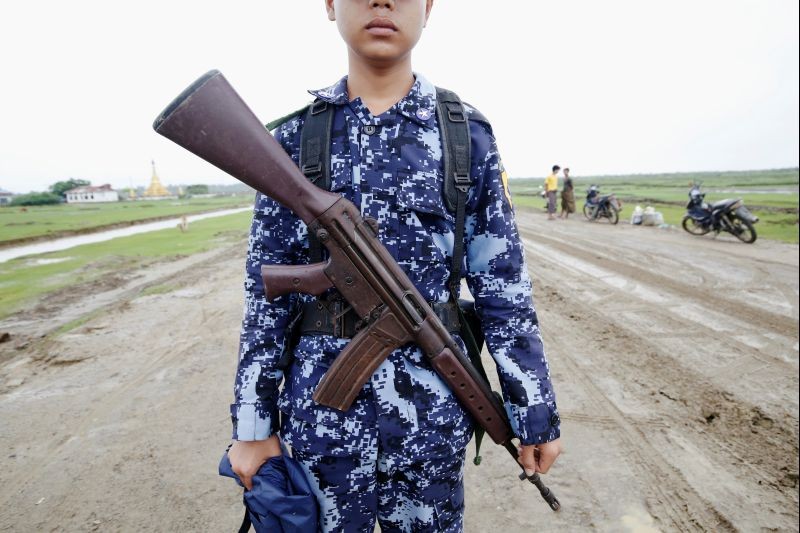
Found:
[429,347,512,444]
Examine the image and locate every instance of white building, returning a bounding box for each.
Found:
[65,184,119,203]
[0,187,13,205]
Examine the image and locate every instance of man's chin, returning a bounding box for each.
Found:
[355,45,412,67]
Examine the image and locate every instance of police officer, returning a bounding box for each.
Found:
[228,1,562,531]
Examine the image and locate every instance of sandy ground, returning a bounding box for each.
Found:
[0,211,797,532]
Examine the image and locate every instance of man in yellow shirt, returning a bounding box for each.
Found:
[545,165,560,220]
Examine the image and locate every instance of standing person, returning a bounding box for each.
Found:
[559,167,575,219]
[545,165,560,220]
[227,1,562,531]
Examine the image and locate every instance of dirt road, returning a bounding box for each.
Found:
[1,211,797,532]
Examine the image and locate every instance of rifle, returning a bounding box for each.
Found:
[153,70,560,511]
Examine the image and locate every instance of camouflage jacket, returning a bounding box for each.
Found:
[231,74,560,450]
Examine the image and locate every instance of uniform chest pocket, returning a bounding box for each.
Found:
[393,169,455,267]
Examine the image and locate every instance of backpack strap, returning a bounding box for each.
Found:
[436,88,472,214]
[436,88,495,466]
[265,104,310,131]
[299,99,335,262]
[435,87,471,297]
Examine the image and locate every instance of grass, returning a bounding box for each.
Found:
[0,210,252,320]
[0,194,255,243]
[510,168,798,243]
[139,283,180,297]
[53,308,108,336]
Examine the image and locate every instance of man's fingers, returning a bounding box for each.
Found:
[536,450,555,474]
[231,465,255,491]
[228,437,282,492]
[518,444,537,476]
[535,440,562,474]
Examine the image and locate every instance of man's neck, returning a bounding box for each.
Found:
[346,56,415,116]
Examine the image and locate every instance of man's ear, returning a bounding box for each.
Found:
[424,0,434,26]
[325,0,336,21]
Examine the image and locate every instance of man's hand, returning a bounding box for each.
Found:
[519,438,562,476]
[228,435,282,491]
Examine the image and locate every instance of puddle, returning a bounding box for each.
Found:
[732,334,770,350]
[620,507,661,532]
[31,257,72,265]
[524,240,668,304]
[672,303,729,332]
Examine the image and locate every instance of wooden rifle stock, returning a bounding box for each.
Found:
[153,70,341,224]
[153,71,559,511]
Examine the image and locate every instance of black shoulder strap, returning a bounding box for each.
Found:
[436,88,472,214]
[265,104,311,131]
[435,87,471,296]
[300,100,335,262]
[436,89,495,466]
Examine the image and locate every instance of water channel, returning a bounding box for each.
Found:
[0,207,253,263]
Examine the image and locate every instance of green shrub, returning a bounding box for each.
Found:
[10,192,62,206]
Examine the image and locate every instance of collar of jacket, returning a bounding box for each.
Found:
[308,73,437,129]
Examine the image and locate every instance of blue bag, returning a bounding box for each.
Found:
[219,452,319,533]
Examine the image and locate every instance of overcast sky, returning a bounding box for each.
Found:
[1,1,797,194]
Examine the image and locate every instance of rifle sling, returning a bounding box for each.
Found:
[436,89,493,464]
[300,100,335,263]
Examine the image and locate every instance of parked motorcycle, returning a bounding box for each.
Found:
[583,185,622,224]
[681,184,759,243]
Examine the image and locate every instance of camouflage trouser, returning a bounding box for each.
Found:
[292,446,466,533]
[278,341,474,532]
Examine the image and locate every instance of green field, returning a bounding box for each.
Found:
[510,168,799,243]
[0,194,255,243]
[0,210,252,320]
[1,168,797,318]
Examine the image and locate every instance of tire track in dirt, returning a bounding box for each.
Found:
[0,252,246,531]
[521,241,796,389]
[519,223,797,338]
[531,290,797,530]
[517,217,798,530]
[553,342,735,532]
[517,222,797,373]
[0,248,239,476]
[523,266,737,530]
[0,241,245,372]
[0,328,206,495]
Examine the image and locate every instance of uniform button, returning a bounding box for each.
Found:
[550,413,560,427]
[362,124,377,135]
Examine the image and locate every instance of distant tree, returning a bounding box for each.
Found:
[10,192,62,206]
[186,184,209,195]
[49,178,90,198]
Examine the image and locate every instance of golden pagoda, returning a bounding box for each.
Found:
[144,160,171,198]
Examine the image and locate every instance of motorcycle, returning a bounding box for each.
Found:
[681,184,759,243]
[583,185,622,224]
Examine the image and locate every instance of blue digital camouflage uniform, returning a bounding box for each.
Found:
[231,73,560,532]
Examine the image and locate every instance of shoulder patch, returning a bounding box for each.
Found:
[500,166,513,208]
[265,103,311,131]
